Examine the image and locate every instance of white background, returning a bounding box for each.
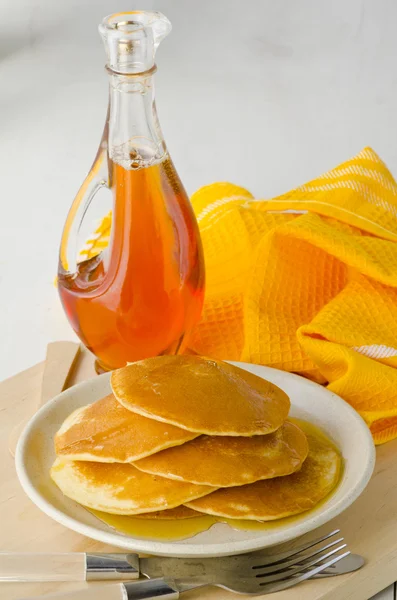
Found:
[1,2,396,596]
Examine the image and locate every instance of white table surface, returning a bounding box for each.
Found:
[1,1,396,597]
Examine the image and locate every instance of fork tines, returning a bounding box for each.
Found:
[252,531,345,574]
[246,529,351,594]
[252,529,342,566]
[255,551,351,594]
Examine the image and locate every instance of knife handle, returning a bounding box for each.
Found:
[19,580,180,600]
[19,582,126,600]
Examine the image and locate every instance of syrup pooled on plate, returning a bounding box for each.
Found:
[88,508,329,542]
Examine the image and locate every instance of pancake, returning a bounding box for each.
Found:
[51,458,215,515]
[54,395,198,463]
[186,422,341,520]
[111,355,290,436]
[133,421,308,487]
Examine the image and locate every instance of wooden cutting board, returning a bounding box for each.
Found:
[1,350,396,600]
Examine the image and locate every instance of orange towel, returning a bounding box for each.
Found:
[189,148,397,445]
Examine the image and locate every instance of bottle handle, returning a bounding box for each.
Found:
[59,122,110,273]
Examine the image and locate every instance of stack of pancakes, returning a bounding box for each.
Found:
[51,356,341,522]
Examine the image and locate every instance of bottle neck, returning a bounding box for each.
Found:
[107,71,166,170]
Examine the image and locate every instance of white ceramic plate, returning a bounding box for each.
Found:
[16,362,375,557]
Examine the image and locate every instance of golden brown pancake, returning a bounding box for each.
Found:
[133,421,308,487]
[51,458,215,515]
[185,422,341,520]
[54,395,198,463]
[111,356,290,436]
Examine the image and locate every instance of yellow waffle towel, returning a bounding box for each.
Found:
[87,147,397,445]
[189,147,397,445]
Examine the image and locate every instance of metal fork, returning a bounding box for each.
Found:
[121,548,351,598]
[222,547,350,594]
[123,530,357,598]
[249,528,361,579]
[139,529,363,582]
[20,531,361,599]
[186,537,350,595]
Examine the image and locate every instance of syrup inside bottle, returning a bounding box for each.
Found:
[59,147,204,371]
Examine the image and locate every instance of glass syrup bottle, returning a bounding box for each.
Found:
[58,12,205,372]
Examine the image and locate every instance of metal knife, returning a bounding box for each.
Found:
[0,551,363,582]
